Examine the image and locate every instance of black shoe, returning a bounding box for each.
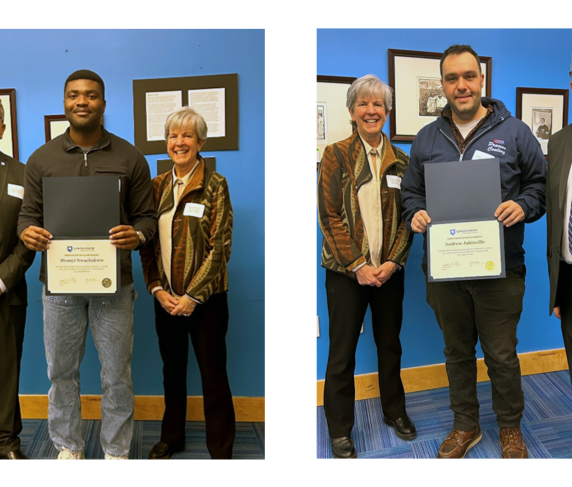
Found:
[383,414,417,440]
[0,449,29,459]
[148,441,185,459]
[330,436,357,459]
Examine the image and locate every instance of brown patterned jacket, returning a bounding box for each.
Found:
[318,131,413,278]
[141,158,232,303]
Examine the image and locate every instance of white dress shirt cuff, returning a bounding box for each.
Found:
[150,286,163,296]
[185,294,201,304]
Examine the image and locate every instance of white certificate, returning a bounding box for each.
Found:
[428,220,504,281]
[146,91,183,141]
[46,239,118,295]
[188,87,225,138]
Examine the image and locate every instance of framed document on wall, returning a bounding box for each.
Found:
[516,87,569,157]
[44,115,70,142]
[317,75,357,168]
[0,89,19,159]
[388,49,492,141]
[133,74,238,155]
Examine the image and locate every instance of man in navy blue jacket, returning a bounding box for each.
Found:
[401,45,546,459]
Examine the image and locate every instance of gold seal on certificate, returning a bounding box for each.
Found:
[46,239,118,294]
[428,220,504,281]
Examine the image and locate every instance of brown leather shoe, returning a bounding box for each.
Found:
[437,426,482,458]
[500,427,528,458]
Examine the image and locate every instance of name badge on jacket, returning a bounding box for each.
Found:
[472,150,495,160]
[8,184,24,199]
[184,203,205,218]
[386,175,401,189]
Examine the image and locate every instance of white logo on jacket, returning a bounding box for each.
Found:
[487,141,506,155]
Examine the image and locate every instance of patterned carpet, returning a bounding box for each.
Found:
[317,370,572,458]
[20,420,264,459]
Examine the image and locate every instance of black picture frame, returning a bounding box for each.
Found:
[388,49,492,141]
[44,114,69,142]
[133,74,238,155]
[317,75,357,171]
[0,89,19,160]
[516,87,569,157]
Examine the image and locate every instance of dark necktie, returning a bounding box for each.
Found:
[175,179,184,203]
[568,200,572,254]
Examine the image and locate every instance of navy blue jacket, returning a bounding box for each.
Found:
[401,97,546,270]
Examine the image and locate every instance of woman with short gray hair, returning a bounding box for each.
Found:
[163,106,209,142]
[141,106,235,459]
[346,74,393,113]
[318,74,415,458]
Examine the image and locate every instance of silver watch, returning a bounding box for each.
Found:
[136,230,146,246]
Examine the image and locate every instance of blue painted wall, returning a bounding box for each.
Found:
[317,29,572,381]
[2,29,265,396]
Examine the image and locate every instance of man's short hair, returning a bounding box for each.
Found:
[440,45,482,77]
[346,74,393,113]
[64,69,105,100]
[0,99,4,122]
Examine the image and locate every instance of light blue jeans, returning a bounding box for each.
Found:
[42,284,137,457]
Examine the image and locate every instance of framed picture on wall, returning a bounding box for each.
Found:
[317,75,357,170]
[317,102,327,145]
[516,87,569,156]
[0,89,19,159]
[44,115,70,142]
[44,114,105,143]
[133,74,239,155]
[388,49,492,141]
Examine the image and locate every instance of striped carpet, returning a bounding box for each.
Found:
[20,420,264,459]
[317,370,572,458]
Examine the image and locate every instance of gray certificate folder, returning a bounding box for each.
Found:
[43,176,120,238]
[425,157,505,282]
[424,158,501,222]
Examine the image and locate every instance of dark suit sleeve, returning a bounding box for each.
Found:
[17,152,44,235]
[546,136,554,267]
[0,240,35,292]
[2,158,36,292]
[546,133,560,313]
